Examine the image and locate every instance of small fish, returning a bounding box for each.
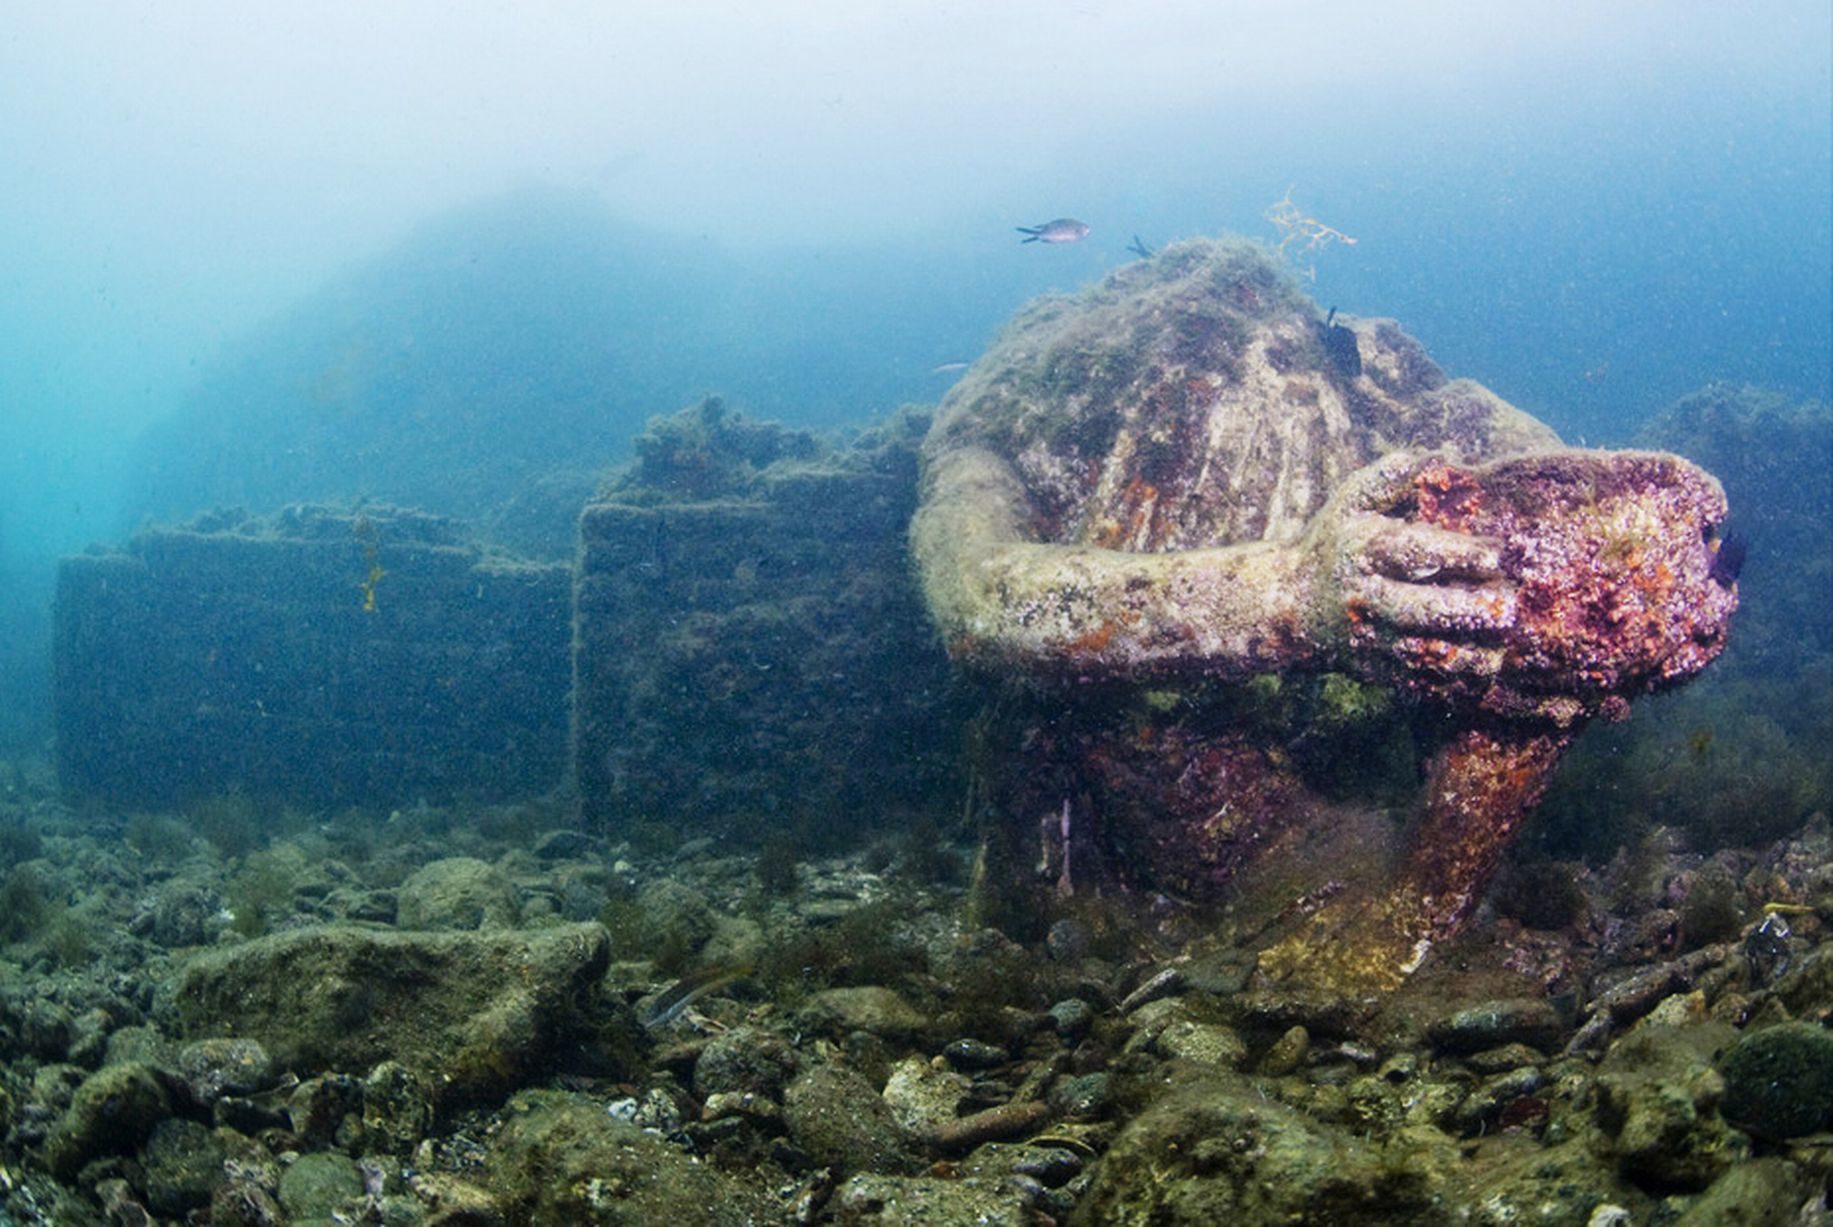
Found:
[1745,912,1792,984]
[1126,234,1154,259]
[930,361,970,375]
[1016,218,1090,244]
[1316,306,1362,379]
[638,961,753,1029]
[1708,530,1747,587]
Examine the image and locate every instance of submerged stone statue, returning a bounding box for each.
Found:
[911,238,1738,989]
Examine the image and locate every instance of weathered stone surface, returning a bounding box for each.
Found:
[141,1118,227,1216]
[162,921,612,1110]
[277,1151,364,1222]
[54,504,569,808]
[1595,1022,1743,1191]
[42,1061,174,1181]
[801,986,928,1042]
[783,1063,923,1176]
[1673,1157,1822,1227]
[1717,1020,1833,1140]
[396,857,521,930]
[831,1171,1045,1225]
[1427,998,1564,1055]
[1075,1077,1439,1225]
[572,400,960,837]
[483,1089,775,1225]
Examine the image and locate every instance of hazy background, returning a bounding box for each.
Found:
[3,0,1829,749]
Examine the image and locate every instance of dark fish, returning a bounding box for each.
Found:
[1745,912,1791,984]
[1127,234,1155,259]
[1708,530,1746,587]
[1316,307,1362,379]
[1017,218,1090,244]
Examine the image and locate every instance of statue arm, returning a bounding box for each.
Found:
[910,446,1327,681]
[912,445,1518,685]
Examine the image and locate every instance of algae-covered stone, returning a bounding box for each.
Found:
[1426,998,1564,1055]
[164,921,613,1110]
[175,1036,276,1102]
[278,1151,364,1222]
[1258,1024,1310,1075]
[693,1024,799,1100]
[783,1063,923,1176]
[1717,1020,1833,1140]
[362,1059,435,1155]
[1595,1023,1741,1191]
[1074,1077,1438,1225]
[1153,1018,1247,1069]
[396,856,520,930]
[1673,1156,1821,1226]
[802,986,928,1042]
[42,1061,174,1180]
[141,1117,226,1215]
[485,1089,773,1225]
[881,1054,973,1135]
[831,1172,1044,1224]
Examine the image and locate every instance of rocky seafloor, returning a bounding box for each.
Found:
[2,758,1831,1226]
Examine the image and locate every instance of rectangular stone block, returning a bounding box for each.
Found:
[573,463,960,837]
[54,505,570,809]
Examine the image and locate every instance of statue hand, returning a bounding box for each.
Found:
[1306,454,1515,680]
[1306,448,1736,722]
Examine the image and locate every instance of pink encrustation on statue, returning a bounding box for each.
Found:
[912,237,1737,990]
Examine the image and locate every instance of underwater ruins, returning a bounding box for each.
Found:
[7,239,1831,1224]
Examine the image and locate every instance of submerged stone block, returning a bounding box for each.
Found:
[54,505,570,809]
[573,451,959,838]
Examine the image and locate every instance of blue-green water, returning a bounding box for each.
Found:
[2,1,1829,750]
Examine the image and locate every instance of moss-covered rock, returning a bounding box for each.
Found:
[162,921,614,1112]
[1595,1022,1743,1191]
[783,1063,923,1176]
[42,1061,174,1181]
[1673,1156,1822,1226]
[141,1118,227,1216]
[395,856,520,930]
[1717,1021,1833,1140]
[1074,1077,1440,1225]
[484,1089,774,1225]
[276,1151,364,1222]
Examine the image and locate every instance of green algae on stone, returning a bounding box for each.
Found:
[1596,1022,1744,1191]
[162,921,614,1112]
[1717,1020,1833,1140]
[43,1061,174,1181]
[395,855,520,930]
[276,1151,365,1223]
[1073,1077,1438,1225]
[141,1118,227,1217]
[484,1089,776,1225]
[783,1063,924,1176]
[1672,1156,1824,1226]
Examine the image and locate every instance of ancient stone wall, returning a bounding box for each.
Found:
[572,409,961,841]
[54,505,570,809]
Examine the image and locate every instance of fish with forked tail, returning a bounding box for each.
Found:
[1017,218,1090,244]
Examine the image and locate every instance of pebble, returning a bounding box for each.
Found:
[943,1038,1009,1070]
[1428,998,1563,1055]
[1047,998,1095,1039]
[1258,1025,1310,1075]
